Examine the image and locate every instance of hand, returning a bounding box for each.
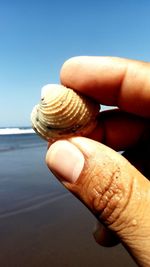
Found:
[46,56,150,267]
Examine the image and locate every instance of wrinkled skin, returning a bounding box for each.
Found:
[46,56,150,267]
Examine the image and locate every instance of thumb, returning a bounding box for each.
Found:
[46,137,150,266]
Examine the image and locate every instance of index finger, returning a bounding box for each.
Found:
[60,56,150,117]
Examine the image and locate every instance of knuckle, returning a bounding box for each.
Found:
[65,155,134,231]
[84,162,133,227]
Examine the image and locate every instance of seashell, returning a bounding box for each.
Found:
[31,84,100,141]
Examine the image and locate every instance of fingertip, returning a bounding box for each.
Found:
[60,56,90,70]
[60,56,126,104]
[46,139,85,183]
[60,56,89,86]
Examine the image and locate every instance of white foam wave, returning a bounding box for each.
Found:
[0,128,35,135]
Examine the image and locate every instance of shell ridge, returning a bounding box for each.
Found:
[31,84,100,141]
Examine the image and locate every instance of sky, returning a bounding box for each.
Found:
[1,0,150,127]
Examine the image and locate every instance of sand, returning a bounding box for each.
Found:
[0,137,137,267]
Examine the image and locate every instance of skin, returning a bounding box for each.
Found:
[46,56,150,267]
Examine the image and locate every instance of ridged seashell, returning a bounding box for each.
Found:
[31,84,100,141]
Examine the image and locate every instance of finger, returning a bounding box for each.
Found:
[93,221,120,247]
[88,109,148,151]
[46,137,150,266]
[60,56,150,117]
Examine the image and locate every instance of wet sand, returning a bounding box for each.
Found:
[0,139,137,267]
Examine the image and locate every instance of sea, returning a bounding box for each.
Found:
[0,127,67,218]
[0,128,136,267]
[0,127,41,152]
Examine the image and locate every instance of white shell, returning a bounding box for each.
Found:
[31,84,100,141]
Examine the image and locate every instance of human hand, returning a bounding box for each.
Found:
[46,56,150,267]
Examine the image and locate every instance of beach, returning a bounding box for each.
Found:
[0,133,137,267]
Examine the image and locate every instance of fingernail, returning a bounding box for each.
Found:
[46,140,85,183]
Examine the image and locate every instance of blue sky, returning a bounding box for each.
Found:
[1,0,150,127]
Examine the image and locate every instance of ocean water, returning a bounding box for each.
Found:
[0,132,67,217]
[0,131,137,267]
[0,133,44,152]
